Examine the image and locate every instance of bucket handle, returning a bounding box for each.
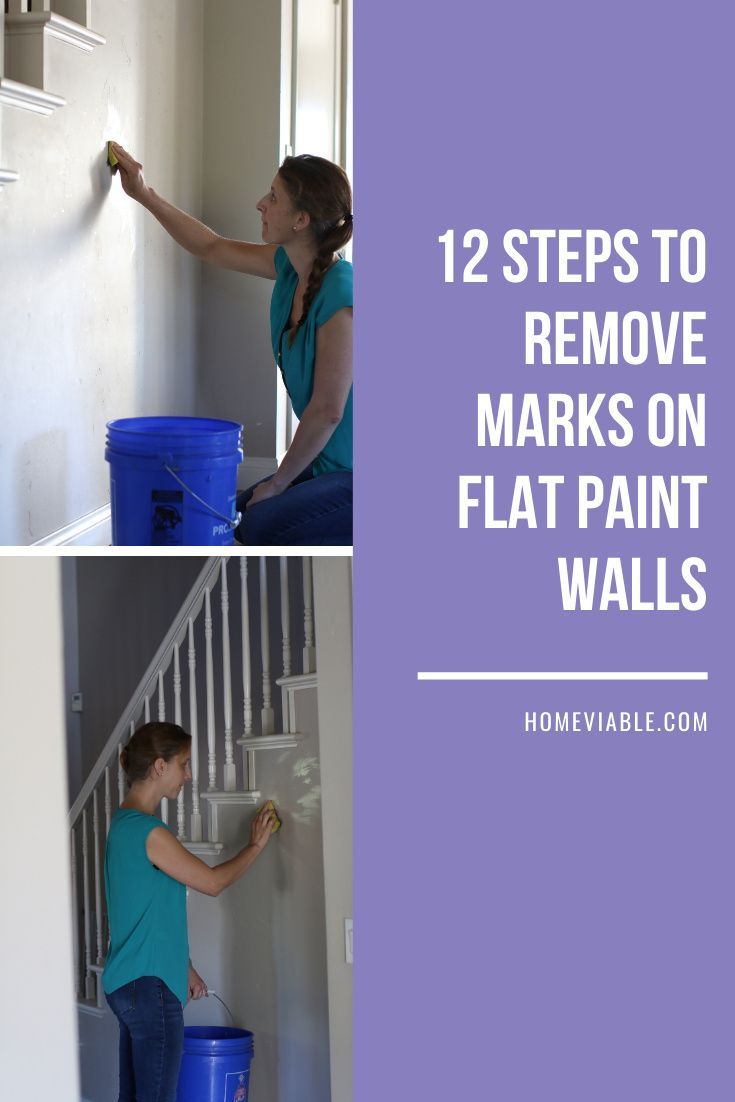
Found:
[163,465,242,531]
[207,991,237,1026]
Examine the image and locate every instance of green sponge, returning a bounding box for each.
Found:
[262,800,282,833]
[107,141,119,173]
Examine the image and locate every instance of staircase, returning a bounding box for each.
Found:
[1,0,106,186]
[68,554,319,1011]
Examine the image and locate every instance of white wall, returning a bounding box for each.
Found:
[0,0,204,543]
[0,559,80,1102]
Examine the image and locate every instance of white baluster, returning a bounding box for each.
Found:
[302,556,316,673]
[174,643,185,840]
[221,560,236,791]
[70,828,80,998]
[158,670,168,825]
[82,808,94,999]
[188,619,202,841]
[280,557,292,677]
[144,696,151,723]
[260,559,274,735]
[93,790,103,966]
[205,588,217,790]
[118,737,128,805]
[241,558,256,792]
[105,767,112,837]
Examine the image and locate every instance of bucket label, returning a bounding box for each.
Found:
[151,490,183,545]
[223,1070,249,1102]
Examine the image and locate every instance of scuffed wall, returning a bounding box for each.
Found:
[0,1,204,543]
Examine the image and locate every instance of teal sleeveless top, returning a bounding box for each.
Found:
[270,247,353,476]
[102,809,189,1005]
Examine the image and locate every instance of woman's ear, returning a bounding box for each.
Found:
[293,210,311,233]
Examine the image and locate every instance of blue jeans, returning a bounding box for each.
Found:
[234,467,352,545]
[106,976,184,1102]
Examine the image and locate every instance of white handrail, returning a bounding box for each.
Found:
[68,557,222,827]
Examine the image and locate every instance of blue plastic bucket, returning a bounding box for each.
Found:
[177,1027,254,1102]
[106,417,243,546]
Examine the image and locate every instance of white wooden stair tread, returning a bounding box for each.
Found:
[0,76,65,114]
[5,11,106,52]
[236,733,301,751]
[184,841,224,856]
[200,790,261,806]
[276,672,317,690]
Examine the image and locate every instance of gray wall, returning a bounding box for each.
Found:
[0,1,343,542]
[314,557,353,1102]
[71,555,303,798]
[0,0,205,544]
[198,0,286,458]
[61,559,83,803]
[74,555,206,793]
[186,687,331,1102]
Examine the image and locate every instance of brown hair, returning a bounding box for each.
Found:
[277,154,353,346]
[120,722,191,785]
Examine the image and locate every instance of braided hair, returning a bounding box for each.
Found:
[277,154,353,347]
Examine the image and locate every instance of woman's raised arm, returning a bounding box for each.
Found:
[110,142,277,279]
[145,805,275,897]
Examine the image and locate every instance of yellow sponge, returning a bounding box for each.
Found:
[262,800,282,833]
[107,141,119,172]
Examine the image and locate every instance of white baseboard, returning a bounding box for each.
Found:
[32,505,111,547]
[30,458,278,546]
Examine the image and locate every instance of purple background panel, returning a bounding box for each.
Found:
[355,2,734,1100]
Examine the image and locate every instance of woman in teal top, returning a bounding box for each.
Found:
[111,144,353,546]
[103,722,275,1102]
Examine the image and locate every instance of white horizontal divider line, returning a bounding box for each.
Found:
[417,671,708,681]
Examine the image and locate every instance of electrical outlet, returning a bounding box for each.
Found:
[345,918,353,964]
[71,692,83,713]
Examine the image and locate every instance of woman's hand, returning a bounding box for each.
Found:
[110,142,150,204]
[249,805,276,850]
[246,478,287,510]
[188,963,208,1001]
